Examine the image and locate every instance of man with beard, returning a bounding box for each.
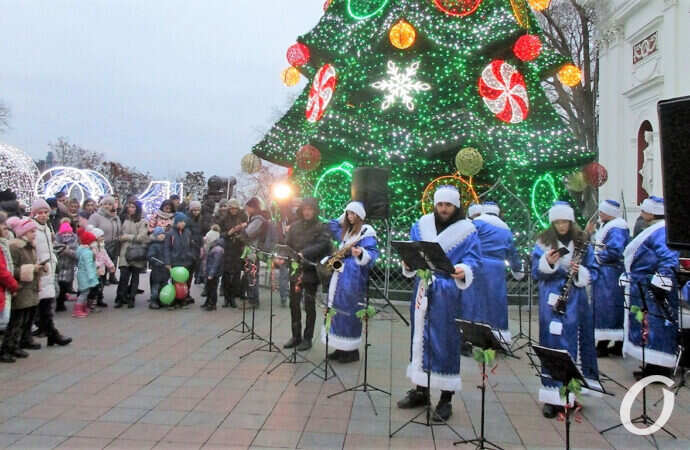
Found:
[397,186,481,422]
[88,196,121,285]
[283,198,332,352]
[218,199,247,308]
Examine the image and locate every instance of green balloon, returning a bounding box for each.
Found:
[160,284,175,305]
[170,266,189,283]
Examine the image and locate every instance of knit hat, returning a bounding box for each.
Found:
[467,204,483,217]
[245,197,261,210]
[548,201,575,223]
[152,226,165,236]
[99,195,116,206]
[79,230,97,246]
[58,222,73,234]
[12,218,38,238]
[228,198,240,209]
[174,212,189,225]
[483,202,500,216]
[206,229,220,244]
[345,201,366,220]
[46,197,58,208]
[641,196,664,215]
[189,200,201,210]
[434,186,460,208]
[31,198,51,216]
[6,216,21,230]
[599,199,622,218]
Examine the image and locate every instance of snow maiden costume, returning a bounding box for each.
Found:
[531,202,601,411]
[470,202,523,344]
[622,196,680,374]
[322,202,379,361]
[590,200,629,352]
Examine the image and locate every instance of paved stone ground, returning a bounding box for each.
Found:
[0,273,688,449]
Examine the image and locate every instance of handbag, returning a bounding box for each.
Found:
[125,243,148,262]
[105,240,121,259]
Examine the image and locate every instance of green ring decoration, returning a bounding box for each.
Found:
[347,0,390,20]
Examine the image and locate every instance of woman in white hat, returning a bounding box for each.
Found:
[321,201,378,364]
[531,201,600,418]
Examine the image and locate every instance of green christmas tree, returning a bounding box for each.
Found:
[253,0,593,231]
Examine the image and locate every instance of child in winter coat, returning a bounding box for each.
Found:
[90,227,115,309]
[0,212,19,341]
[202,238,224,311]
[147,227,169,310]
[55,220,78,312]
[74,229,99,318]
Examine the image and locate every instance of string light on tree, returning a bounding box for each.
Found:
[557,64,582,87]
[389,19,416,49]
[513,34,542,62]
[286,43,311,67]
[371,60,431,111]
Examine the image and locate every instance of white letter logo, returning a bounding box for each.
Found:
[620,375,675,436]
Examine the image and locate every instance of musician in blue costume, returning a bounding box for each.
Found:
[532,202,601,419]
[585,199,630,357]
[470,202,524,344]
[622,196,680,379]
[396,186,481,422]
[321,202,378,364]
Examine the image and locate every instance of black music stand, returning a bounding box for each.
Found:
[223,255,268,351]
[389,241,464,448]
[295,302,345,387]
[454,320,517,450]
[531,345,607,450]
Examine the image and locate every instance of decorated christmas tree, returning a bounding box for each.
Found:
[252,0,594,232]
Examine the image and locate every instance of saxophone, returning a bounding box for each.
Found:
[552,237,586,315]
[325,240,360,273]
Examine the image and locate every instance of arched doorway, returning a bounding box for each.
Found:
[637,121,653,204]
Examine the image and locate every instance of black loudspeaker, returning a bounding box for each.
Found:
[351,167,390,219]
[657,96,690,250]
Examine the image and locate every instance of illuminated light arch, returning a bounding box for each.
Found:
[0,143,40,205]
[34,166,113,201]
[313,161,354,198]
[421,172,480,215]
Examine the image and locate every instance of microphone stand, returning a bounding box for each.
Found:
[224,252,267,351]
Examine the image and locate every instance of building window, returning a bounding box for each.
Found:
[637,121,653,204]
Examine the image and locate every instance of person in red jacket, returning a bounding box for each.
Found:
[0,211,20,333]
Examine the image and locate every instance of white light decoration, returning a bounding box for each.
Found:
[371,60,431,111]
[0,143,40,206]
[34,166,113,202]
[138,181,184,219]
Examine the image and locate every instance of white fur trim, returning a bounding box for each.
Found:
[340,224,376,249]
[623,221,665,273]
[594,217,629,246]
[321,326,361,351]
[623,340,677,368]
[402,266,416,278]
[356,248,371,266]
[512,270,525,281]
[474,214,510,230]
[327,271,339,306]
[406,364,462,392]
[417,214,476,254]
[641,197,664,215]
[595,329,624,343]
[599,200,621,218]
[538,252,558,274]
[483,203,500,216]
[539,386,573,406]
[345,202,366,221]
[468,204,483,218]
[453,263,473,290]
[573,266,591,287]
[434,187,460,207]
[651,274,672,291]
[582,378,603,397]
[549,204,575,223]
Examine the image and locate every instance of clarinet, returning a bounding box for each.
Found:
[553,237,586,315]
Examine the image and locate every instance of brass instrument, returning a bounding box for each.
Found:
[553,237,586,315]
[320,235,366,276]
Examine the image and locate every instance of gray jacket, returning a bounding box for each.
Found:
[88,208,121,243]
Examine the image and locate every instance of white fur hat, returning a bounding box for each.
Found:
[482,202,500,216]
[641,196,664,215]
[468,204,483,217]
[345,201,366,220]
[599,199,621,218]
[90,227,104,239]
[434,186,460,208]
[548,201,575,223]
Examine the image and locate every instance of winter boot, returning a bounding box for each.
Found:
[114,296,124,309]
[72,303,88,318]
[127,295,135,309]
[47,332,72,347]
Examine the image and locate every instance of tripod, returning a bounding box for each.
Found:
[600,280,677,447]
[240,262,281,358]
[216,280,250,339]
[295,304,344,387]
[328,287,390,415]
[224,258,268,351]
[511,265,536,352]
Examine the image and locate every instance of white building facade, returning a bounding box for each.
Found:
[597,0,689,224]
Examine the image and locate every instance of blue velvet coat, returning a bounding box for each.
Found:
[532,238,600,406]
[321,219,379,351]
[591,218,629,343]
[469,214,523,343]
[402,214,481,392]
[622,221,680,368]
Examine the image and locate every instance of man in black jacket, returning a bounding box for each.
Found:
[187,201,203,285]
[220,199,248,308]
[284,198,332,351]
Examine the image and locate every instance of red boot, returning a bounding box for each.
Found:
[72,303,88,318]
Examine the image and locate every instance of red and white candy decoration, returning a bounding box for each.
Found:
[306,64,337,123]
[478,60,529,124]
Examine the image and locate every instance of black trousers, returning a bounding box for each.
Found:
[221,269,242,301]
[1,307,33,353]
[206,277,220,306]
[289,278,317,341]
[37,298,58,336]
[116,266,141,300]
[56,281,72,310]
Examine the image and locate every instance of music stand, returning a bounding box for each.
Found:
[389,240,465,447]
[454,320,517,449]
[531,345,607,450]
[294,302,345,388]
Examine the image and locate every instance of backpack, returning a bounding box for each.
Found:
[259,219,279,253]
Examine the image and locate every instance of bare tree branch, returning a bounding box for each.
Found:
[0,101,10,134]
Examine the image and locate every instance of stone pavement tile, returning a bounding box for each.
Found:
[57,405,111,421]
[116,374,159,386]
[311,403,353,419]
[139,409,188,426]
[221,413,268,430]
[0,400,35,417]
[195,368,229,379]
[153,441,200,450]
[55,436,112,449]
[268,402,313,418]
[252,429,301,448]
[32,419,89,437]
[0,433,24,447]
[262,413,309,432]
[0,417,49,434]
[192,395,240,414]
[566,431,614,449]
[64,382,109,395]
[106,438,156,450]
[233,400,275,416]
[343,433,389,450]
[99,407,149,424]
[21,403,69,420]
[162,425,215,444]
[137,383,180,398]
[304,417,349,434]
[164,366,200,377]
[8,433,67,449]
[347,418,390,437]
[119,423,172,442]
[170,385,213,400]
[178,411,226,427]
[602,432,655,449]
[206,428,257,447]
[148,376,189,388]
[297,431,344,449]
[507,413,559,432]
[76,421,130,439]
[517,424,564,447]
[118,394,165,410]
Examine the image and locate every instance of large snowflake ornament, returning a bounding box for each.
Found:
[371,60,431,111]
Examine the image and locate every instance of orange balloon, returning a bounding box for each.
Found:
[389,20,416,50]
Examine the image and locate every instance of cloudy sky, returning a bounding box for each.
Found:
[0,0,321,178]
